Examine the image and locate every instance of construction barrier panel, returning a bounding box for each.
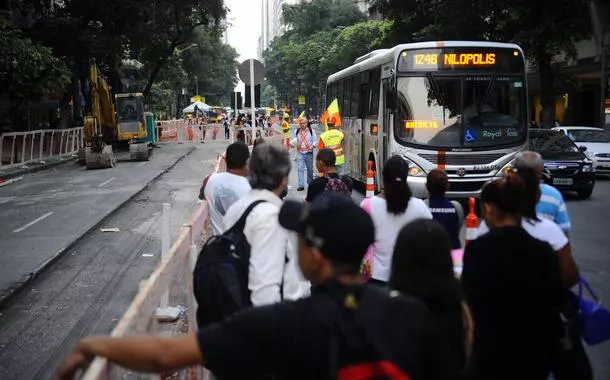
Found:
[81,153,229,380]
[0,127,84,168]
[157,120,226,144]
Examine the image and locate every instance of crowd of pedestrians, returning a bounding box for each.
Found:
[56,140,596,380]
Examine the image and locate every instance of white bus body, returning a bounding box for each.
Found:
[326,41,528,198]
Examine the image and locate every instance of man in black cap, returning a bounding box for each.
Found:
[55,193,457,380]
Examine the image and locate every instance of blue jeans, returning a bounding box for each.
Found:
[297,151,314,187]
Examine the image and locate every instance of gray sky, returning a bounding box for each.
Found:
[226,0,262,92]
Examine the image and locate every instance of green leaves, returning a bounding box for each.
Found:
[0,20,70,106]
[264,0,391,111]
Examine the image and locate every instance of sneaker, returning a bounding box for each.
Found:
[297,186,304,191]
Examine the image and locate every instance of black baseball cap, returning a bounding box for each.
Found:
[279,193,374,266]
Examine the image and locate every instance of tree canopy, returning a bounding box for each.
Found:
[371,0,595,126]
[263,0,390,113]
[1,0,234,130]
[0,19,71,122]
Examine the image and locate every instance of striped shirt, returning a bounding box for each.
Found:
[536,183,571,233]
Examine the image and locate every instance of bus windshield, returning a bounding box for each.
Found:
[394,75,527,149]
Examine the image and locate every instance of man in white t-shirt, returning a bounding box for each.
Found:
[202,142,252,235]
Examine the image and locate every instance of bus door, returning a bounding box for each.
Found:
[358,82,368,181]
[382,78,391,164]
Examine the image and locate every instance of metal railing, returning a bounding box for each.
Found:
[0,127,84,168]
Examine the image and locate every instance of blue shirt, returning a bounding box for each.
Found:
[428,197,462,249]
[537,183,571,233]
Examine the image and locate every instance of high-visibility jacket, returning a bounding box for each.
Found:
[318,129,345,166]
[282,121,291,138]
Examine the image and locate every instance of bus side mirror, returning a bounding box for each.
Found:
[385,87,396,109]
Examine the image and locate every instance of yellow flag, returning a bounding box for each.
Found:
[320,98,342,127]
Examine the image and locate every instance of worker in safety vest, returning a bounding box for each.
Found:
[281,113,291,150]
[318,116,345,175]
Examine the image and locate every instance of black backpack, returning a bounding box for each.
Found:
[314,285,410,380]
[193,200,267,327]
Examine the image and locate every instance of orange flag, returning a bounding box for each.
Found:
[320,98,342,127]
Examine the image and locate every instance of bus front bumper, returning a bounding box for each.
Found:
[408,176,496,199]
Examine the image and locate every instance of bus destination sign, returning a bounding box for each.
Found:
[398,47,524,72]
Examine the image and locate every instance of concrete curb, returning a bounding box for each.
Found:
[0,156,78,182]
[0,147,197,308]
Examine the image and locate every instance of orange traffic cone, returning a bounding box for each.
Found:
[366,161,375,198]
[465,197,479,246]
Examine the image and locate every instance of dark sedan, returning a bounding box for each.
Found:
[528,129,596,199]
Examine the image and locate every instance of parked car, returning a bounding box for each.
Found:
[552,126,610,175]
[529,129,595,199]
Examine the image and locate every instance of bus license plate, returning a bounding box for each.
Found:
[553,178,573,186]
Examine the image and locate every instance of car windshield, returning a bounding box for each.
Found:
[529,132,583,159]
[394,75,527,148]
[567,129,610,143]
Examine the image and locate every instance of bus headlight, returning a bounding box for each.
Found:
[408,165,426,177]
[497,160,515,176]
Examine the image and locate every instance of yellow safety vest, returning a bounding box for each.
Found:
[282,121,291,138]
[319,129,345,166]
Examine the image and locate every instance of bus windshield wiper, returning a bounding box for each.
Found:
[478,74,497,113]
[426,73,445,108]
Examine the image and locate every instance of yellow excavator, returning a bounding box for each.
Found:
[82,59,149,169]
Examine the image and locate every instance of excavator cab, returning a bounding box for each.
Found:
[116,93,146,142]
[116,93,150,161]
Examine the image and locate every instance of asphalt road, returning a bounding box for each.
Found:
[564,177,610,378]
[0,143,204,303]
[0,141,226,379]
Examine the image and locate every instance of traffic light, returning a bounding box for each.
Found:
[244,85,261,108]
[230,92,243,109]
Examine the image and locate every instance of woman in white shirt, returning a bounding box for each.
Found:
[476,166,579,287]
[360,155,432,285]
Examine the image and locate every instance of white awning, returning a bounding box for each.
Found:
[183,101,211,113]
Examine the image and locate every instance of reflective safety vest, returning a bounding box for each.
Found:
[318,129,345,166]
[282,121,291,138]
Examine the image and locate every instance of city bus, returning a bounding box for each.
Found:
[325,41,528,198]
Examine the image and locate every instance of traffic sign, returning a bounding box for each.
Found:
[238,59,265,85]
[298,96,306,105]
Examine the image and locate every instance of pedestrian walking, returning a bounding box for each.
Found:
[475,166,579,287]
[291,117,317,191]
[360,155,432,286]
[55,193,460,380]
[390,219,473,375]
[425,169,464,249]
[223,142,306,305]
[306,148,352,202]
[461,173,567,380]
[223,117,230,140]
[200,142,251,235]
[514,151,571,235]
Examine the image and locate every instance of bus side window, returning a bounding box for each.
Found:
[343,79,351,117]
[351,77,360,118]
[368,68,381,118]
[337,80,344,112]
